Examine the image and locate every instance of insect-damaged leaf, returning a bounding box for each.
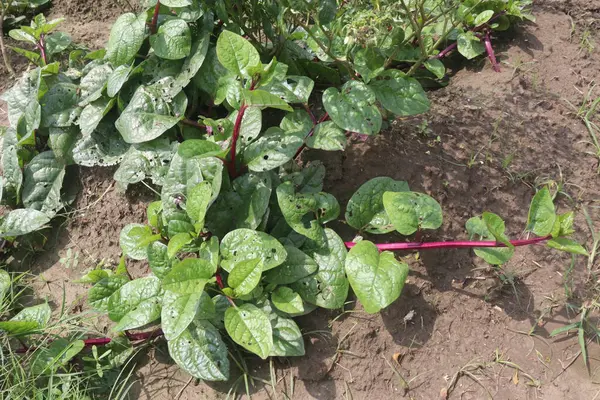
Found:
[150,19,192,60]
[220,229,287,272]
[225,303,273,359]
[323,80,381,135]
[108,276,162,331]
[383,191,443,235]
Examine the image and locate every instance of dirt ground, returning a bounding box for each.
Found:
[2,0,600,399]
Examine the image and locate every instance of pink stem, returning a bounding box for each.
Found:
[150,1,161,34]
[345,236,551,251]
[37,34,47,65]
[484,30,500,72]
[436,42,457,59]
[228,104,248,178]
[294,113,329,159]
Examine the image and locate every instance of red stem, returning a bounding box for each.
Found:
[150,1,161,34]
[436,42,457,59]
[484,30,500,72]
[345,236,551,251]
[181,119,205,129]
[37,34,47,65]
[294,113,330,159]
[303,104,317,124]
[228,104,248,178]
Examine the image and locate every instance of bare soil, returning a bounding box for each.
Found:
[2,0,600,399]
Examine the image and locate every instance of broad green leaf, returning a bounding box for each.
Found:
[48,126,80,164]
[369,70,430,117]
[229,106,262,146]
[40,83,81,127]
[280,161,326,194]
[31,338,84,375]
[345,240,409,313]
[474,10,494,26]
[186,181,212,225]
[108,276,162,331]
[220,229,287,272]
[267,75,314,103]
[120,224,160,260]
[383,191,443,235]
[150,19,192,60]
[346,177,410,233]
[271,287,304,314]
[306,121,346,151]
[270,315,305,356]
[45,32,71,55]
[169,31,211,96]
[0,209,50,237]
[482,212,513,248]
[193,47,234,102]
[1,128,22,200]
[178,140,222,159]
[228,258,262,296]
[0,321,39,335]
[323,80,381,135]
[280,109,312,137]
[225,303,273,359]
[115,82,184,144]
[353,47,385,83]
[22,151,66,216]
[162,290,202,340]
[148,199,162,227]
[552,212,575,238]
[424,59,445,79]
[11,303,51,327]
[107,65,133,97]
[465,216,514,265]
[79,64,113,106]
[527,187,556,236]
[216,30,261,77]
[264,246,318,284]
[167,232,193,258]
[243,89,293,111]
[106,13,147,66]
[168,320,229,381]
[72,122,129,167]
[291,228,348,309]
[77,269,111,284]
[79,97,115,136]
[88,275,129,311]
[162,258,214,293]
[457,31,485,59]
[2,69,41,127]
[276,181,340,241]
[198,236,220,272]
[243,127,303,172]
[148,241,172,279]
[9,29,36,44]
[547,238,588,256]
[0,270,10,300]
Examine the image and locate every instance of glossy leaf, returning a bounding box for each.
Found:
[108,276,162,331]
[220,229,287,272]
[162,290,202,340]
[150,19,192,60]
[225,303,273,359]
[369,70,430,117]
[270,315,305,356]
[323,80,381,135]
[527,187,556,236]
[228,258,262,296]
[120,224,160,260]
[264,246,318,285]
[162,258,214,294]
[216,30,261,77]
[22,151,66,216]
[106,13,147,66]
[271,287,304,314]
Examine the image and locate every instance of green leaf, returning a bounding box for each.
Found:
[2,69,41,127]
[45,32,71,55]
[162,258,214,294]
[115,82,184,144]
[79,97,115,136]
[228,258,262,296]
[77,269,111,284]
[162,290,202,340]
[72,122,129,167]
[0,270,10,300]
[9,29,37,44]
[11,303,51,327]
[178,140,223,159]
[79,64,112,106]
[280,109,312,137]
[383,191,443,235]
[547,238,588,256]
[107,64,133,97]
[169,31,211,96]
[271,287,304,314]
[552,212,575,238]
[168,320,229,381]
[369,70,430,117]
[457,31,486,60]
[243,127,303,172]
[306,121,346,151]
[0,209,50,237]
[220,229,287,272]
[465,216,514,265]
[22,151,66,216]
[346,177,410,234]
[474,10,494,27]
[276,181,340,241]
[106,13,147,66]
[345,241,409,313]
[120,224,160,260]
[482,212,513,248]
[264,246,318,285]
[1,128,22,201]
[148,241,172,279]
[225,303,273,359]
[216,30,261,77]
[186,181,212,225]
[270,315,305,356]
[353,47,385,83]
[88,275,129,312]
[0,320,39,335]
[108,276,162,331]
[161,0,192,5]
[267,76,314,103]
[167,232,193,258]
[291,228,348,309]
[198,236,220,273]
[40,82,81,127]
[149,201,163,227]
[31,338,84,375]
[48,126,80,165]
[323,80,381,135]
[424,59,445,79]
[150,19,192,60]
[527,187,556,236]
[243,89,293,111]
[231,106,262,146]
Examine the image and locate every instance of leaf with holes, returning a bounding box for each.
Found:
[107,276,163,331]
[369,70,430,116]
[162,290,202,340]
[228,258,262,296]
[162,258,214,294]
[306,121,346,151]
[323,80,381,135]
[264,246,318,285]
[243,127,303,172]
[150,19,192,60]
[225,303,273,359]
[22,151,66,216]
[220,229,287,272]
[383,191,443,235]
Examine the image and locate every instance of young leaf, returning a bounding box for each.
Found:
[482,212,513,248]
[270,315,305,357]
[369,70,430,117]
[323,80,382,135]
[306,121,347,151]
[216,30,261,77]
[106,13,147,66]
[551,212,575,238]
[346,177,410,233]
[0,209,50,237]
[167,233,193,259]
[22,151,66,216]
[527,187,556,236]
[186,181,212,225]
[465,216,514,265]
[220,229,287,272]
[88,275,129,312]
[108,276,162,331]
[457,31,486,60]
[264,246,318,285]
[150,19,192,60]
[168,320,230,381]
[547,238,588,256]
[148,241,172,279]
[162,290,202,340]
[243,89,293,111]
[271,287,304,314]
[345,240,409,313]
[474,10,494,27]
[383,191,443,235]
[162,258,214,294]
[225,303,273,359]
[107,64,133,97]
[243,127,303,172]
[120,224,160,260]
[228,258,262,296]
[31,338,84,375]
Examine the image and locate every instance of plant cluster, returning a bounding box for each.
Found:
[0,0,575,388]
